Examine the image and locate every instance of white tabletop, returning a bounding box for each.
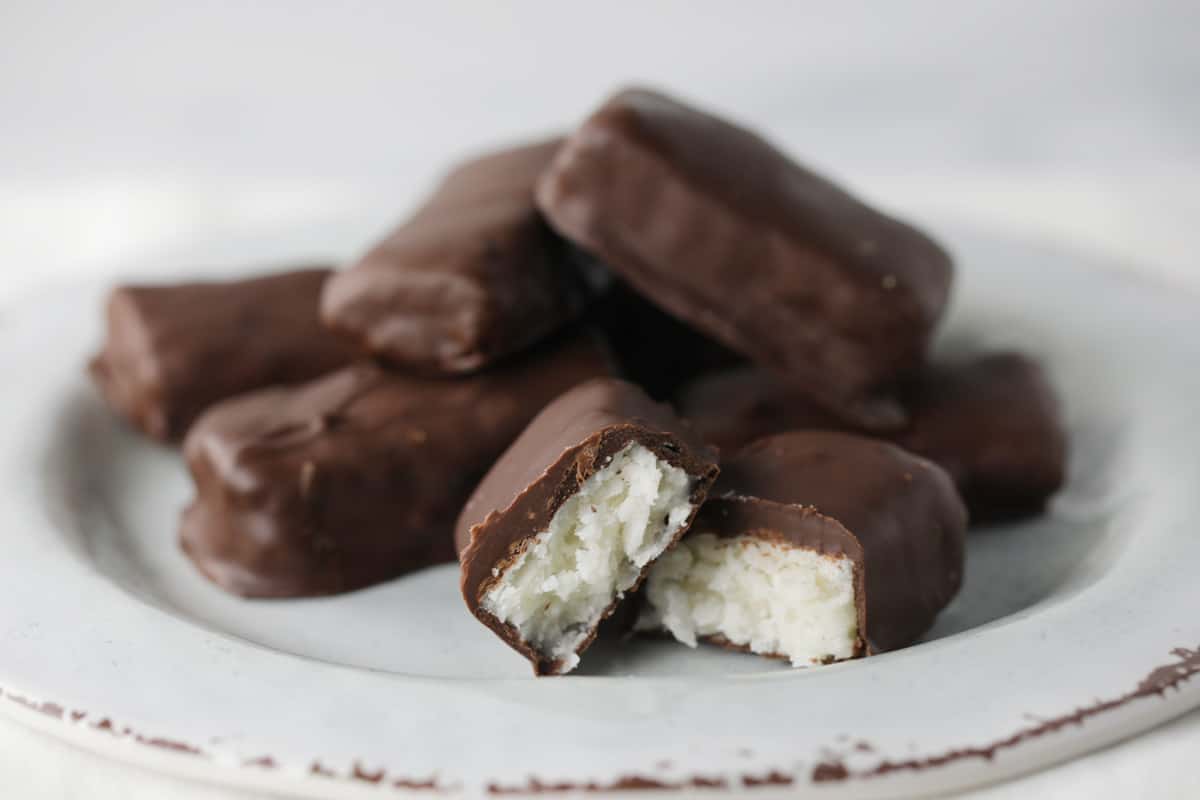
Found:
[2,2,1198,797]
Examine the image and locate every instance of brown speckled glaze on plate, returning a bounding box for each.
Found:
[3,644,1198,794]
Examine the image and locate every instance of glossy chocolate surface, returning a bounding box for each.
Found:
[537,87,953,429]
[678,353,1066,520]
[90,267,356,442]
[181,331,614,598]
[323,139,594,374]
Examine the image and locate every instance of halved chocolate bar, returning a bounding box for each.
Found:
[457,379,719,675]
[637,431,966,665]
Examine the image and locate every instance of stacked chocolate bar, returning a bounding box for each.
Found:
[91,87,1066,674]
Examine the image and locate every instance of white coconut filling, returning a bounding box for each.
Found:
[637,533,859,666]
[480,442,696,672]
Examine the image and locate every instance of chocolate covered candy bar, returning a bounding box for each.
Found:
[678,353,1066,520]
[886,353,1067,521]
[90,267,356,442]
[181,332,614,598]
[457,379,719,675]
[323,139,594,374]
[637,431,966,664]
[537,88,954,428]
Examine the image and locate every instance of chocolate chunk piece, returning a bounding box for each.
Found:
[457,378,719,675]
[322,139,594,374]
[890,354,1067,521]
[90,267,356,442]
[537,87,954,429]
[678,353,1066,520]
[638,431,966,663]
[181,331,614,598]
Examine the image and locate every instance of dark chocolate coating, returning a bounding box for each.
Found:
[90,267,357,442]
[891,354,1067,521]
[536,87,954,429]
[322,138,593,374]
[458,378,719,675]
[678,352,1066,521]
[708,431,966,653]
[180,331,615,598]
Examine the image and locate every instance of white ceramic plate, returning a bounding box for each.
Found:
[1,222,1198,799]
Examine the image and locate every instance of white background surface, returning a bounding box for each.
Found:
[1,1,1198,797]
